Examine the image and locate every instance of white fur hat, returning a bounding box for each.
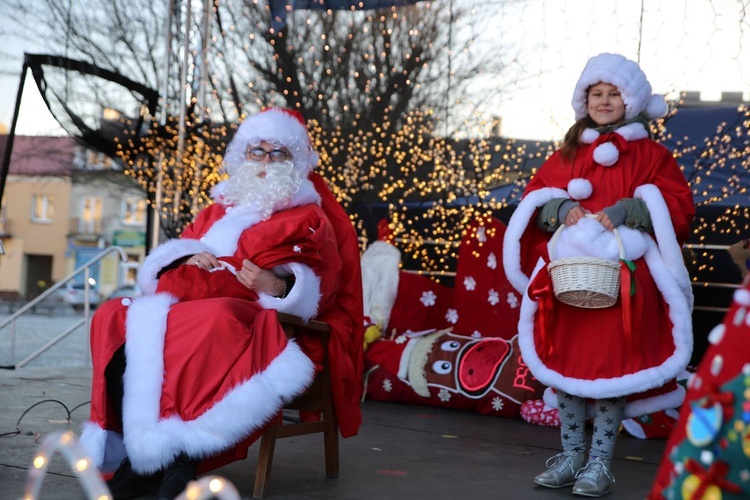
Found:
[223,107,319,174]
[571,53,668,121]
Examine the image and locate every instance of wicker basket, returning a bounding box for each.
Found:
[547,215,623,309]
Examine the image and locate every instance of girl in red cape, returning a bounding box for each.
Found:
[502,53,694,497]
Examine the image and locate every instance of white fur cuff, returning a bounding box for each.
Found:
[256,262,322,321]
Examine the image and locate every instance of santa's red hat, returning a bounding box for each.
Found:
[223,107,319,174]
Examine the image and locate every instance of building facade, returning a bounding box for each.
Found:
[0,135,147,301]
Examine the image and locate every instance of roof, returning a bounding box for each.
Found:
[0,135,77,176]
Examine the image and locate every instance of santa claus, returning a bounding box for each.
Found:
[80,108,364,499]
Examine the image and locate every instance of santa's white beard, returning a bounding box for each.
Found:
[221,160,303,219]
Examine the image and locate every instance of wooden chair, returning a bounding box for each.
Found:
[252,311,339,499]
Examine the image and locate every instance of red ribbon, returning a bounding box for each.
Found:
[684,459,742,497]
[619,260,634,351]
[700,384,735,422]
[528,265,555,357]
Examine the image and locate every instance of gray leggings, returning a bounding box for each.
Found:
[557,390,626,460]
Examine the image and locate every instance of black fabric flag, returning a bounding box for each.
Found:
[23,53,159,159]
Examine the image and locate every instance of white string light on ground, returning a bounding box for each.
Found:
[177,475,241,500]
[23,430,110,500]
[22,430,241,500]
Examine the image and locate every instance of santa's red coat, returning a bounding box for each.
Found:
[80,176,364,474]
[503,130,695,417]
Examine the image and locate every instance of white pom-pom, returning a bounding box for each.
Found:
[707,324,725,345]
[593,142,619,166]
[580,128,599,144]
[733,288,750,306]
[644,94,668,120]
[567,178,593,200]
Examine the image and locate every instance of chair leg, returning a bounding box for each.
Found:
[323,424,339,478]
[253,426,278,499]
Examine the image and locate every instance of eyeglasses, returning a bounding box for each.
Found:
[245,147,291,163]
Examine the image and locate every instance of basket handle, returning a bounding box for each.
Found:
[549,213,625,260]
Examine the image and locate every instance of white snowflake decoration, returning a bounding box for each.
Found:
[438,388,451,402]
[492,397,505,411]
[488,289,499,306]
[471,330,482,338]
[445,308,459,324]
[476,226,487,243]
[507,292,519,309]
[382,379,393,392]
[420,290,437,307]
[395,335,408,344]
[293,245,302,253]
[463,276,477,291]
[487,252,497,269]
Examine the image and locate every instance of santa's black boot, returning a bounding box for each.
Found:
[156,454,200,500]
[106,458,163,500]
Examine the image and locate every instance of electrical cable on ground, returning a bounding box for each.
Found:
[0,399,91,438]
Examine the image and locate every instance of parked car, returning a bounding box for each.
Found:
[107,284,142,300]
[56,281,101,311]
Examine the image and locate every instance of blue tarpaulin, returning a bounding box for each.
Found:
[270,0,424,30]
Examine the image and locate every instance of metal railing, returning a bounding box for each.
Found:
[0,246,128,369]
[684,242,742,314]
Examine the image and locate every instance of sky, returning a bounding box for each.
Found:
[485,0,750,140]
[1,0,748,141]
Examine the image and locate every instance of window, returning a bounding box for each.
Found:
[122,198,146,226]
[80,196,103,233]
[31,194,54,223]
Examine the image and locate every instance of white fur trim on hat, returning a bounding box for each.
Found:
[645,95,668,121]
[593,142,620,166]
[223,108,319,175]
[567,179,592,200]
[572,53,667,121]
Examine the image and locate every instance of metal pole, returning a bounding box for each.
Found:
[192,0,213,214]
[83,266,91,365]
[0,60,29,207]
[172,0,193,219]
[151,0,178,251]
[196,0,212,122]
